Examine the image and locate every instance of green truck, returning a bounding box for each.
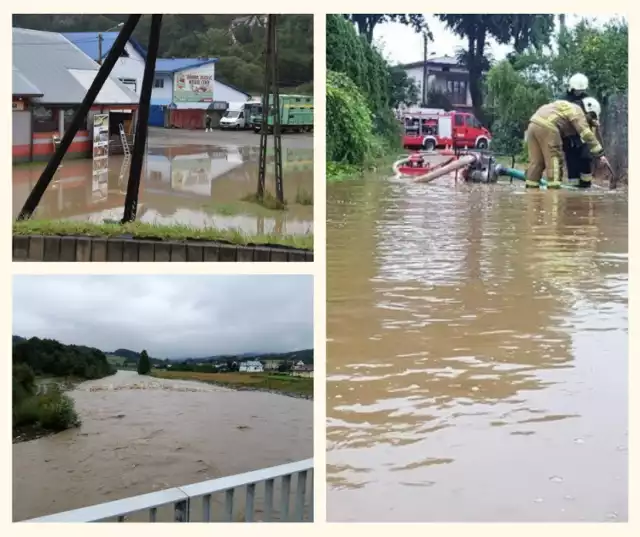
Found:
[251,94,313,133]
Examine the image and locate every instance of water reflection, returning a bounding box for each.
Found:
[13,146,313,236]
[327,179,627,522]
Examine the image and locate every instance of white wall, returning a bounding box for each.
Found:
[151,73,174,103]
[405,65,472,106]
[112,42,145,96]
[215,82,249,103]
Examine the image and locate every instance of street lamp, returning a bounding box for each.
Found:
[98,22,125,65]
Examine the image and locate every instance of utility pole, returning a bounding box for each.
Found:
[257,15,284,206]
[98,33,103,65]
[421,32,428,106]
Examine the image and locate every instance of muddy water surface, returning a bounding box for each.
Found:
[13,142,313,236]
[327,177,627,522]
[13,370,313,521]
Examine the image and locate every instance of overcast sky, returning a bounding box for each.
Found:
[374,14,620,66]
[13,275,313,358]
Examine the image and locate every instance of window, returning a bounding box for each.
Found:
[119,78,137,93]
[454,114,464,127]
[154,78,164,89]
[32,106,58,133]
[62,108,78,131]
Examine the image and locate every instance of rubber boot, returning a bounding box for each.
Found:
[546,180,563,189]
[525,179,540,189]
[578,174,592,188]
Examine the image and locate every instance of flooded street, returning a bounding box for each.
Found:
[327,177,628,522]
[13,370,313,521]
[13,129,313,236]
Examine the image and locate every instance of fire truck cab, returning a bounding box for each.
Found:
[401,108,492,151]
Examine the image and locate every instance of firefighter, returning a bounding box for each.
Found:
[562,74,599,188]
[524,97,608,189]
[564,97,604,188]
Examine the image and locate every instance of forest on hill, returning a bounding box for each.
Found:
[12,14,313,94]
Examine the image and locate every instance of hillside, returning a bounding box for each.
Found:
[13,337,115,380]
[11,14,313,94]
[111,347,314,364]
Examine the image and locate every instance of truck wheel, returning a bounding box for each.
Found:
[476,139,488,150]
[423,139,436,151]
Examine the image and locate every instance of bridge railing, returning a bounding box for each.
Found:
[24,459,314,523]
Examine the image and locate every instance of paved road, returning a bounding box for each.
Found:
[149,127,313,150]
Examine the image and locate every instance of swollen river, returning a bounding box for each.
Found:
[13,370,313,521]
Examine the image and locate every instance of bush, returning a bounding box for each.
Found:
[13,382,81,433]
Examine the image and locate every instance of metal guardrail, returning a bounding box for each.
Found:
[24,459,313,523]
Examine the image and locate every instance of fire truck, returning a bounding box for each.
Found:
[401,108,492,151]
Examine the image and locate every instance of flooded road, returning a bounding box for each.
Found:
[13,132,313,236]
[13,370,313,521]
[327,177,628,522]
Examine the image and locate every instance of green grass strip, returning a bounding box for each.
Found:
[14,219,313,251]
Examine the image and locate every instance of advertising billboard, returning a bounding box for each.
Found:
[173,64,215,103]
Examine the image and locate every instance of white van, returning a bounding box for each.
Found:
[219,102,248,130]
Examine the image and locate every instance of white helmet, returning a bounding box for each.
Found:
[582,96,601,120]
[568,73,589,92]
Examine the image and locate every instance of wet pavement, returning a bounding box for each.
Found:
[327,176,628,522]
[13,131,313,237]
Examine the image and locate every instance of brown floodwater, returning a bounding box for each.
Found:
[12,144,313,236]
[327,176,628,522]
[13,371,313,521]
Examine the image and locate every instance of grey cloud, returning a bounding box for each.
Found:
[13,275,313,358]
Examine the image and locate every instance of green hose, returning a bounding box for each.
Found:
[495,165,547,186]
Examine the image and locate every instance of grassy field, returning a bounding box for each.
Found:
[151,370,313,398]
[13,220,313,250]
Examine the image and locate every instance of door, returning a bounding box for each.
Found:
[453,113,468,148]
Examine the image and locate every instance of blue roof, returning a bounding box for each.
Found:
[155,58,218,73]
[63,32,147,61]
[62,32,217,73]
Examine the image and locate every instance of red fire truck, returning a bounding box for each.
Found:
[401,108,492,151]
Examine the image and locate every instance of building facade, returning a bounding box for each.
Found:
[63,32,251,129]
[239,360,264,373]
[12,28,139,163]
[400,55,473,109]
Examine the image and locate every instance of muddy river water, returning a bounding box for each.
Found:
[13,136,313,237]
[13,371,313,521]
[327,177,628,522]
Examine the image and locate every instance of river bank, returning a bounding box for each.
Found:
[150,370,313,400]
[13,374,114,444]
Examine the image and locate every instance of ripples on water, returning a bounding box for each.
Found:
[327,178,628,522]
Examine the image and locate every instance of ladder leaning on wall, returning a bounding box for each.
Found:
[118,123,132,182]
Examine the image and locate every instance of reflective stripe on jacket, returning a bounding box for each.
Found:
[530,100,604,157]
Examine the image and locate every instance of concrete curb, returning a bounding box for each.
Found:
[13,235,313,262]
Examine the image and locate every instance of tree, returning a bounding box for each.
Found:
[437,15,554,118]
[137,350,151,375]
[12,14,313,94]
[343,14,429,44]
[485,60,551,156]
[388,66,419,107]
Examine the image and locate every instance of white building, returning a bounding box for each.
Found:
[239,360,264,373]
[399,55,473,109]
[62,32,251,113]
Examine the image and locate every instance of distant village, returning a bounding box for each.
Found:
[109,348,314,378]
[158,357,314,378]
